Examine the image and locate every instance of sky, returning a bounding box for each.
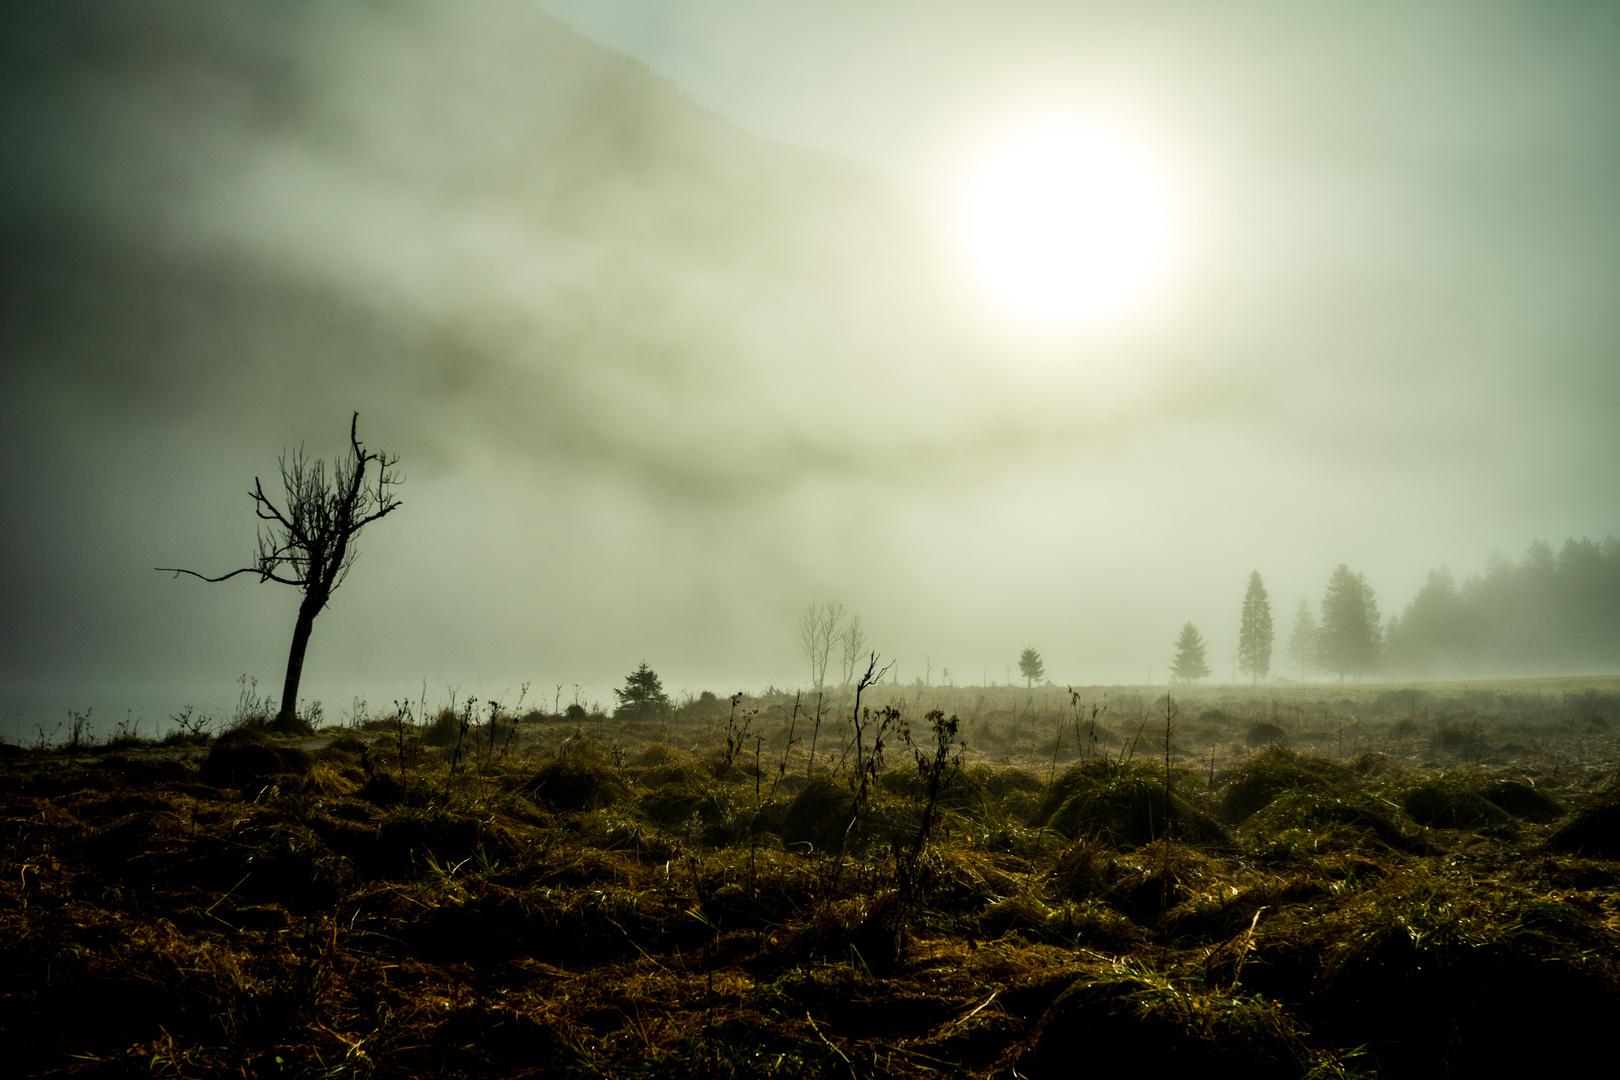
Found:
[2,0,1618,735]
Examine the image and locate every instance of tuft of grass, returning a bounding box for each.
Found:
[1401,775,1514,831]
[1036,758,1228,848]
[1220,746,1355,823]
[1544,791,1620,858]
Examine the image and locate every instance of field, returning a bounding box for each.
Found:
[4,677,1620,1078]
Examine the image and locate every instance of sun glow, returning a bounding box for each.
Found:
[955,118,1178,330]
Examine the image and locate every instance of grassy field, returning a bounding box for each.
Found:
[3,677,1619,1077]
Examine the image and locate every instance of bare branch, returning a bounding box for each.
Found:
[156,566,261,583]
[250,476,296,534]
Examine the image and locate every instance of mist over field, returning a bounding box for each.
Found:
[2,0,1618,731]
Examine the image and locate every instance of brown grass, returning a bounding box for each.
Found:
[2,689,1618,1078]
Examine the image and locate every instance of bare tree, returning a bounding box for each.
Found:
[837,612,866,686]
[798,601,843,692]
[159,413,403,730]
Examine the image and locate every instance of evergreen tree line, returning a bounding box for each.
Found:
[1383,537,1620,678]
[1283,537,1620,682]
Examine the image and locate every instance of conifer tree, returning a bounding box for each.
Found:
[1237,570,1275,683]
[1169,623,1211,683]
[1018,646,1045,687]
[614,661,671,720]
[1318,565,1381,680]
[1287,599,1319,682]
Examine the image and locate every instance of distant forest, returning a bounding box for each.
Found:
[1384,537,1620,678]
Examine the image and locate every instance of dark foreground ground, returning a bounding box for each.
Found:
[4,682,1620,1078]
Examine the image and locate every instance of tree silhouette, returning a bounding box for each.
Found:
[798,601,843,692]
[1018,646,1045,687]
[159,413,402,731]
[1237,570,1275,683]
[1318,565,1381,680]
[1169,623,1211,683]
[837,612,867,686]
[614,662,671,720]
[1380,537,1620,678]
[1287,599,1319,682]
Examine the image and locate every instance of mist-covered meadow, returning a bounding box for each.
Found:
[6,671,1620,1076]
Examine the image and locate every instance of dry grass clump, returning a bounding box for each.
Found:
[1401,775,1515,831]
[635,741,689,766]
[975,893,1146,953]
[1036,759,1228,848]
[1220,746,1355,822]
[1009,967,1328,1080]
[1544,792,1620,858]
[780,774,854,853]
[196,728,312,790]
[517,735,627,811]
[1238,789,1430,862]
[1245,721,1289,748]
[1477,776,1562,822]
[1246,866,1620,1077]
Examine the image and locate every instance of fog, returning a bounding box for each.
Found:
[2,1,1617,733]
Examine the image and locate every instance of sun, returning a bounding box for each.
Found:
[955,118,1178,330]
